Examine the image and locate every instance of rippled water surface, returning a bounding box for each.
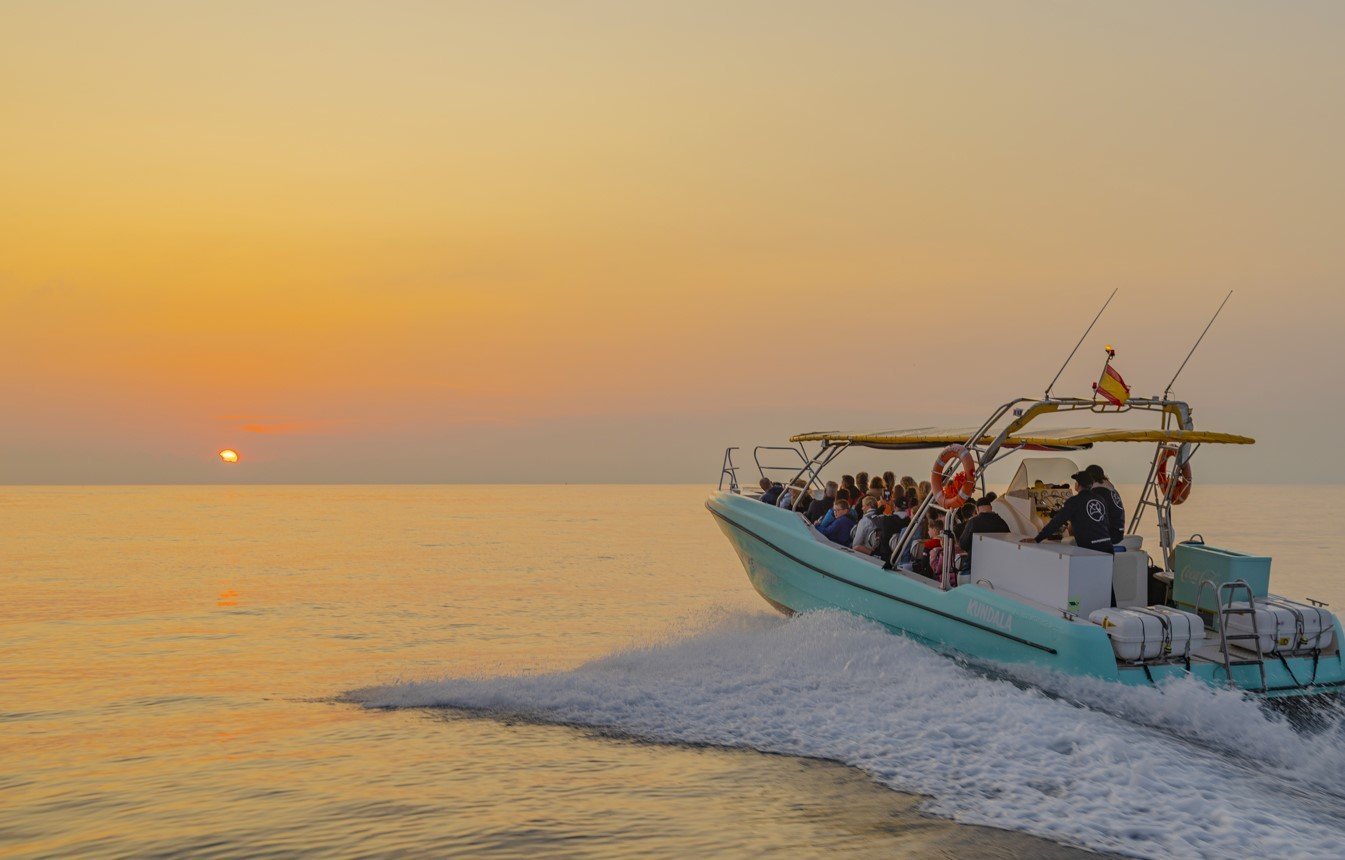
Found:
[5,484,1345,858]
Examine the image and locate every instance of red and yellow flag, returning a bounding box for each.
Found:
[1095,362,1131,406]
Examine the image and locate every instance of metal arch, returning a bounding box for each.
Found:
[721,391,1214,587]
[749,442,846,513]
[789,442,847,512]
[888,394,1206,587]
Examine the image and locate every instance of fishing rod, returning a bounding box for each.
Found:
[1043,288,1117,399]
[1164,290,1233,400]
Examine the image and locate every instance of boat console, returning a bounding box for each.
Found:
[995,457,1079,534]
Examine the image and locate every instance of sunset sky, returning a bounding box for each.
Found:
[3,1,1344,483]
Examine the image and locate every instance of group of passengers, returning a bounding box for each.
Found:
[756,471,942,569]
[756,463,1126,580]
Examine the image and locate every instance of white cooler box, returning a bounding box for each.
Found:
[1089,606,1205,663]
[972,534,1113,616]
[1222,597,1336,654]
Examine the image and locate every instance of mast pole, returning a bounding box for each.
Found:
[1044,288,1117,399]
[1164,290,1233,400]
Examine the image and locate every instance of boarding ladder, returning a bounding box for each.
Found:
[1195,579,1266,693]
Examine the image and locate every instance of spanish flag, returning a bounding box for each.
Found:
[1095,361,1131,407]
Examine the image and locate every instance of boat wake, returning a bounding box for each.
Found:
[349,610,1345,858]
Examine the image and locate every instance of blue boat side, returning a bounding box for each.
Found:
[707,491,1345,699]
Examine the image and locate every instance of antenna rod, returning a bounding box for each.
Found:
[1044,288,1117,399]
[1164,290,1233,399]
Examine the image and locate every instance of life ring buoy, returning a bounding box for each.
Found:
[1156,448,1192,504]
[931,444,976,509]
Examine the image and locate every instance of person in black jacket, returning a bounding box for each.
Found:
[958,492,1011,561]
[805,481,837,522]
[758,477,784,506]
[1022,471,1114,554]
[1084,464,1125,546]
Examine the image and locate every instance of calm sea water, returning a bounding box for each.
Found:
[5,484,1345,858]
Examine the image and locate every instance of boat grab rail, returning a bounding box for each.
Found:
[752,444,843,512]
[752,446,815,486]
[718,447,741,493]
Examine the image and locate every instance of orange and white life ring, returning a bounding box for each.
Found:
[1156,448,1192,504]
[931,444,976,510]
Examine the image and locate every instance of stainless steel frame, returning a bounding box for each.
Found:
[727,393,1211,589]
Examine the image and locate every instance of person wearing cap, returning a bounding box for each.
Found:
[1084,464,1125,546]
[958,492,1011,562]
[1021,470,1114,554]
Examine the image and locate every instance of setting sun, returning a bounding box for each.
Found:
[218,449,240,464]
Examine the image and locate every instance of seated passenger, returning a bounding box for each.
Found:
[890,500,926,567]
[817,499,857,546]
[851,495,883,554]
[958,492,1011,561]
[908,513,938,564]
[840,474,859,501]
[758,478,784,506]
[872,502,915,566]
[1022,471,1114,554]
[867,476,886,501]
[955,501,976,533]
[777,479,808,509]
[917,480,932,506]
[792,482,815,512]
[911,519,944,578]
[1084,464,1125,546]
[818,488,851,529]
[806,481,837,522]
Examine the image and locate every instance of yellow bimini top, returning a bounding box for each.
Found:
[789,426,1255,451]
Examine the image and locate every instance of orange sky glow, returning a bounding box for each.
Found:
[3,2,1344,483]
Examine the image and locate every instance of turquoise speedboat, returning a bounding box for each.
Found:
[708,394,1345,700]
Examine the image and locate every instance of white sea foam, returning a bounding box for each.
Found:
[350,610,1345,858]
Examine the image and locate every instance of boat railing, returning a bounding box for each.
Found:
[887,396,1040,587]
[752,445,807,487]
[735,390,1211,587]
[910,393,1201,589]
[1129,441,1197,569]
[718,447,741,493]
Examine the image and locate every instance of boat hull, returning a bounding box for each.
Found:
[707,491,1345,700]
